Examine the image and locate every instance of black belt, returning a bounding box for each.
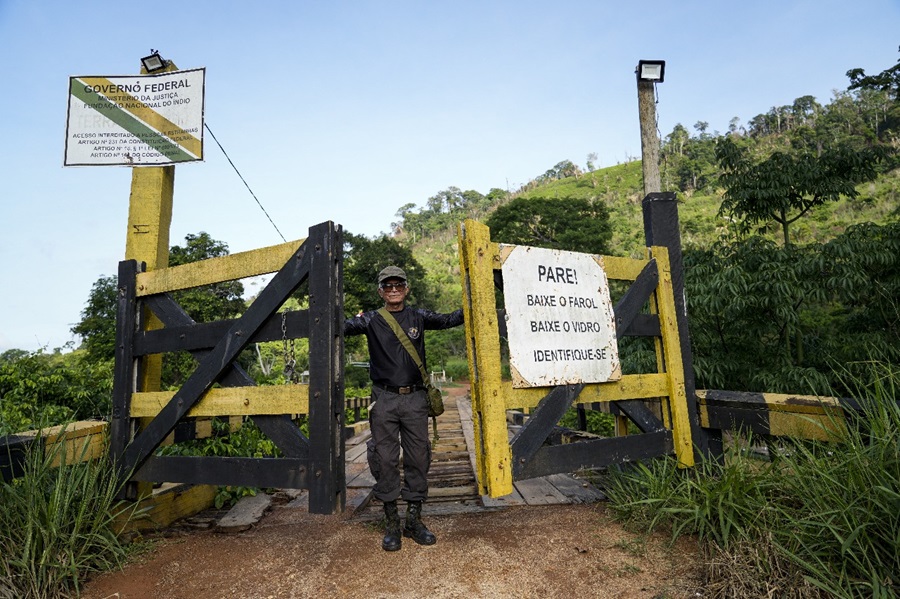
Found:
[374,382,425,395]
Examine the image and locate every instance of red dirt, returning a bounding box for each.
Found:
[81,384,704,598]
[82,503,702,599]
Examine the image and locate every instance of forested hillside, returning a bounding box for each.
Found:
[378,55,899,397]
[4,55,898,433]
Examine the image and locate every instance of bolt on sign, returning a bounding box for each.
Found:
[500,244,621,388]
[64,68,205,167]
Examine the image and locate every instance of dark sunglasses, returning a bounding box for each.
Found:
[380,282,407,290]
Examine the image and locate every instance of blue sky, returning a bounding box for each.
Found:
[0,0,897,353]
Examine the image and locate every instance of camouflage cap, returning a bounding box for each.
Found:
[377,265,407,284]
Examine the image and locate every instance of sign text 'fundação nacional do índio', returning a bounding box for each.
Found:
[64,68,205,167]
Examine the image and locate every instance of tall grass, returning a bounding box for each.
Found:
[605,361,900,598]
[0,431,138,599]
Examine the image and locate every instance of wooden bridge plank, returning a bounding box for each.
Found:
[216,493,273,533]
[513,477,570,505]
[543,473,605,504]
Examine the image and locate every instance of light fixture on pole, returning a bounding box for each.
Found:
[636,59,665,83]
[635,59,665,195]
[141,50,167,73]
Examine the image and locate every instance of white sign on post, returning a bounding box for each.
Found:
[64,68,205,167]
[501,245,621,388]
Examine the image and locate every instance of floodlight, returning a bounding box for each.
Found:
[636,60,666,83]
[141,51,167,73]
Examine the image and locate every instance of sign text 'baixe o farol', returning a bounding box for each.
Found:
[64,68,205,167]
[501,244,621,388]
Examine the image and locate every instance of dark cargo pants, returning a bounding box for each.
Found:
[367,385,432,503]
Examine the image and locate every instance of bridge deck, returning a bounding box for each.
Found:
[345,387,605,520]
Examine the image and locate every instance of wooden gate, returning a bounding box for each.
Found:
[458,193,704,498]
[110,221,345,514]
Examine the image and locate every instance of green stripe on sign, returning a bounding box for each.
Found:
[70,79,196,163]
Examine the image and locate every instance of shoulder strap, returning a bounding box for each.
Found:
[377,308,430,385]
[378,307,441,447]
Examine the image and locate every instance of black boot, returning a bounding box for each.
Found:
[403,501,437,545]
[382,500,402,551]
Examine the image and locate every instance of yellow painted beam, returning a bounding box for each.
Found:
[130,385,310,418]
[18,420,107,442]
[758,393,843,414]
[696,390,848,441]
[769,411,846,441]
[116,482,217,535]
[650,246,694,467]
[458,219,513,497]
[136,238,307,297]
[601,255,650,281]
[503,373,669,410]
[18,421,108,467]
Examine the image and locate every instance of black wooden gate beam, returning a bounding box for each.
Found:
[643,192,707,458]
[510,383,584,478]
[119,234,313,476]
[306,221,345,514]
[141,293,310,458]
[613,258,658,339]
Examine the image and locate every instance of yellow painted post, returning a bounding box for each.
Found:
[458,219,513,497]
[123,61,179,480]
[125,165,174,490]
[651,246,694,467]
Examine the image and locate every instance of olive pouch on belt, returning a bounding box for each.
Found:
[426,385,445,418]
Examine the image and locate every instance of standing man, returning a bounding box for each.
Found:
[344,266,463,551]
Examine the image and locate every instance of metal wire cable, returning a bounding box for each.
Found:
[204,123,287,243]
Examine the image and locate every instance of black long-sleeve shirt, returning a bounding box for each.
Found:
[344,307,463,387]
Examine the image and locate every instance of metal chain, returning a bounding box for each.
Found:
[282,311,297,384]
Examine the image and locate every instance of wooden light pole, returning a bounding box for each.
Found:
[636,60,665,195]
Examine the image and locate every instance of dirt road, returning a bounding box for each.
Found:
[82,383,703,598]
[82,501,702,598]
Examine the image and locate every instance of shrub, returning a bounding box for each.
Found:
[444,357,469,382]
[605,360,900,598]
[0,431,138,598]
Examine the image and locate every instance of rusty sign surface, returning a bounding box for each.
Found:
[500,244,621,388]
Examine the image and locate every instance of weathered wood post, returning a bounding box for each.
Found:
[307,221,346,514]
[115,59,181,497]
[642,191,710,460]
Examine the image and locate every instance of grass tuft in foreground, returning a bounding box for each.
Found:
[0,431,138,599]
[605,361,900,598]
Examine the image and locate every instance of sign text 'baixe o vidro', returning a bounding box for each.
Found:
[501,245,621,388]
[64,68,205,167]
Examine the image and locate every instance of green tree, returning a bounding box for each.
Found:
[0,349,113,434]
[70,276,117,363]
[485,196,612,255]
[343,232,430,314]
[71,232,246,388]
[847,53,900,101]
[167,232,246,324]
[684,238,828,393]
[847,53,900,153]
[715,136,886,245]
[684,222,900,395]
[163,233,246,387]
